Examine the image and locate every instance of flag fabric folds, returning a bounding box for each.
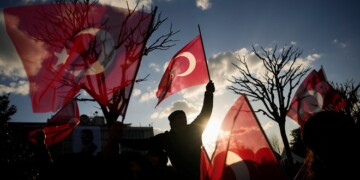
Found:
[29,100,80,146]
[286,67,346,129]
[4,3,153,114]
[202,95,286,180]
[200,146,213,180]
[156,35,209,107]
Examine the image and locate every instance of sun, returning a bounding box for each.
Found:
[202,117,222,155]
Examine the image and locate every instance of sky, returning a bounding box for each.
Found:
[0,0,359,152]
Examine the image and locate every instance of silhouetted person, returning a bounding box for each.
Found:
[107,80,215,180]
[120,151,149,180]
[49,129,99,180]
[146,148,179,180]
[32,129,53,180]
[294,111,360,180]
[80,128,98,156]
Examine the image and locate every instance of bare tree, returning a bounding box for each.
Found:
[30,0,179,127]
[332,79,360,125]
[96,4,179,127]
[227,44,311,166]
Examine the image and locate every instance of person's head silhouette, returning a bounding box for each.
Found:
[168,110,187,132]
[297,110,360,179]
[302,111,357,161]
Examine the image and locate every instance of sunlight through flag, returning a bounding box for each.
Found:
[202,94,286,180]
[156,35,209,107]
[287,67,346,129]
[4,3,153,114]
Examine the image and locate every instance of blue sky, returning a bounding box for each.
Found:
[1,0,359,150]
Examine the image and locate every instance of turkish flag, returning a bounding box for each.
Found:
[29,100,80,146]
[205,95,286,180]
[200,146,212,180]
[286,67,346,129]
[4,4,153,114]
[156,35,209,107]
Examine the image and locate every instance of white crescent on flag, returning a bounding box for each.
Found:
[175,51,196,77]
[226,151,250,180]
[298,88,325,121]
[306,90,324,113]
[54,27,116,77]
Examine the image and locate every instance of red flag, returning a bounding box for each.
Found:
[287,67,346,129]
[201,146,213,180]
[156,35,209,107]
[29,100,80,146]
[4,4,153,114]
[205,95,286,180]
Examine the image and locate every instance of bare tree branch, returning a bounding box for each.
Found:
[135,74,150,83]
[30,0,177,127]
[227,44,311,165]
[144,12,180,55]
[332,79,360,124]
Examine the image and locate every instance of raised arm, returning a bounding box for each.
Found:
[191,80,215,128]
[103,122,164,160]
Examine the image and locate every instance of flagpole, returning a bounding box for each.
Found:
[198,24,211,80]
[211,95,245,179]
[243,94,289,173]
[121,7,158,123]
[319,65,328,81]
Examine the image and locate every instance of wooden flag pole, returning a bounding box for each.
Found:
[121,7,158,123]
[198,24,211,80]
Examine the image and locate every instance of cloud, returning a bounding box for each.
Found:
[332,38,347,48]
[284,53,320,71]
[0,12,27,80]
[305,53,321,61]
[162,61,170,72]
[0,57,27,80]
[262,120,275,130]
[150,111,160,119]
[181,85,205,99]
[206,49,248,96]
[196,0,211,10]
[0,80,28,95]
[153,127,165,135]
[132,88,142,97]
[151,99,199,122]
[149,62,161,72]
[139,88,156,102]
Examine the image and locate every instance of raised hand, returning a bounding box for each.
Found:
[206,80,215,93]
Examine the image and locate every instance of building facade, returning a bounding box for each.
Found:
[8,119,154,159]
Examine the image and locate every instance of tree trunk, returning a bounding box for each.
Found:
[279,120,296,177]
[100,104,119,128]
[279,123,293,163]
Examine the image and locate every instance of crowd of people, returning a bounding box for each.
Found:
[5,80,360,180]
[28,80,214,180]
[103,80,215,180]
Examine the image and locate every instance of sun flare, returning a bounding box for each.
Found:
[202,118,222,155]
